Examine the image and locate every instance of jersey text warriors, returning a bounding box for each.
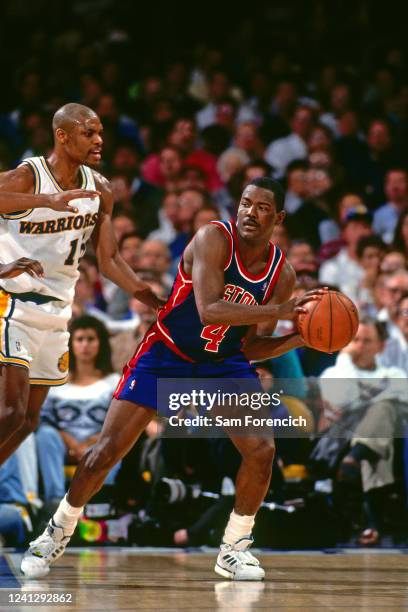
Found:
[0,156,100,303]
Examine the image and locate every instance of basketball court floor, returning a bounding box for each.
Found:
[0,548,407,610]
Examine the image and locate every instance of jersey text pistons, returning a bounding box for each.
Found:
[155,220,285,362]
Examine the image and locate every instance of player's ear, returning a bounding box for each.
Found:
[275,210,286,225]
[55,128,68,145]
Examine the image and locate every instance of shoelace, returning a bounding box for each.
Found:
[29,533,57,557]
[223,547,259,567]
[242,550,259,565]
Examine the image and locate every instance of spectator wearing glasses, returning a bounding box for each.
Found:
[380,292,408,374]
[377,271,408,338]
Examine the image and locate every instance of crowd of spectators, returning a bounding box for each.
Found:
[1,1,408,548]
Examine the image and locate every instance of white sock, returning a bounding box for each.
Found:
[53,495,83,536]
[223,510,255,545]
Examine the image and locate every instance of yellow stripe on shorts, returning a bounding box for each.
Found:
[0,292,28,369]
[0,290,10,356]
[0,352,29,368]
[30,375,69,386]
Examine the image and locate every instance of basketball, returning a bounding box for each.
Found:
[296,290,359,352]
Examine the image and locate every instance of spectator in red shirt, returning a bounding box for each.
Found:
[142,118,222,191]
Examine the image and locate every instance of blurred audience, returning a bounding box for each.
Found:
[373,169,408,243]
[318,318,407,545]
[319,207,372,294]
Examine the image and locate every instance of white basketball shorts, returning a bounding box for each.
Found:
[0,288,71,386]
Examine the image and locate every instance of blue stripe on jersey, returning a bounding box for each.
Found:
[158,220,285,361]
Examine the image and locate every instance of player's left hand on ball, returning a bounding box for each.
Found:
[277,287,328,319]
[47,189,101,213]
[0,257,44,279]
[293,287,328,315]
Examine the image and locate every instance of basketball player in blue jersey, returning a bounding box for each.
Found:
[22,177,326,581]
[0,103,162,467]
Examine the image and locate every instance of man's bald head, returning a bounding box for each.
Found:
[52,103,98,133]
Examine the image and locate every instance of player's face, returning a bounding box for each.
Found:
[237,185,285,242]
[72,328,100,363]
[68,117,104,165]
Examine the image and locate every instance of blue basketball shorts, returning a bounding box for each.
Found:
[113,327,260,411]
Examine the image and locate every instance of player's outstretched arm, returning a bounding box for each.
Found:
[92,174,164,310]
[0,166,99,214]
[192,226,325,327]
[243,332,305,360]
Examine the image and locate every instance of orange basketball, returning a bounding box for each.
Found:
[296,290,359,352]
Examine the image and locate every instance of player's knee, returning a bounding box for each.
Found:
[246,440,275,470]
[0,401,26,432]
[257,442,275,469]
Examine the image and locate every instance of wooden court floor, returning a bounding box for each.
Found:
[1,548,408,611]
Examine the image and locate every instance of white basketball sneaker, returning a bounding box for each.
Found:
[20,519,71,579]
[214,536,265,581]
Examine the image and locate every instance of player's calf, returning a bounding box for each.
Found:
[0,363,31,456]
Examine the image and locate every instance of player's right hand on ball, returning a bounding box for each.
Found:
[0,257,44,279]
[277,287,328,320]
[47,189,100,213]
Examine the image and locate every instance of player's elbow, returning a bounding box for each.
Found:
[199,312,211,325]
[199,300,229,325]
[198,306,216,325]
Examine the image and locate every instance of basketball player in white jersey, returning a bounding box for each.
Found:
[0,103,162,465]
